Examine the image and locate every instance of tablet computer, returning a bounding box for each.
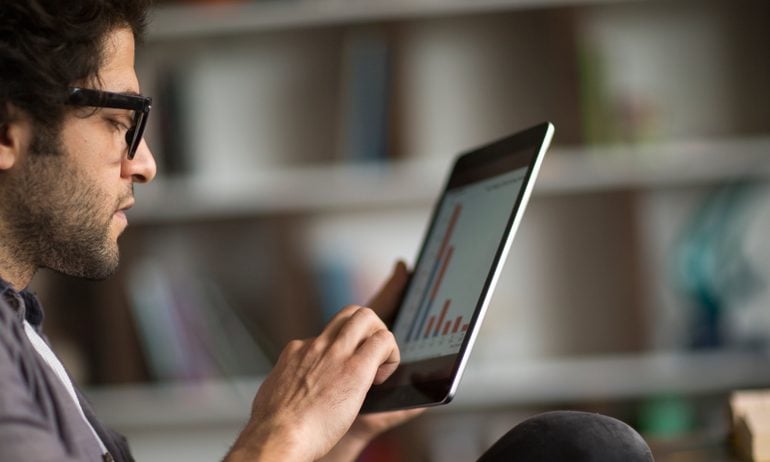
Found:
[361,121,554,413]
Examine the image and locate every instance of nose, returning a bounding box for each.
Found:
[122,138,157,183]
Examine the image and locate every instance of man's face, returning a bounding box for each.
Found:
[3,28,156,280]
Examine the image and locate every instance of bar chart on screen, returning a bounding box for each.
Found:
[395,200,475,359]
[392,167,528,362]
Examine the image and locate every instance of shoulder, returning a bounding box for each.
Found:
[0,297,100,461]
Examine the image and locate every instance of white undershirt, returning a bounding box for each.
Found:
[23,320,109,458]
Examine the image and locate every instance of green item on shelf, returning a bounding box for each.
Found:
[638,394,696,438]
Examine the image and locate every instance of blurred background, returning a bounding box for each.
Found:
[30,0,770,460]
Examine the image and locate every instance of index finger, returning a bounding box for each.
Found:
[355,328,400,385]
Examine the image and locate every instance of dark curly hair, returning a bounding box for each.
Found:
[0,0,152,131]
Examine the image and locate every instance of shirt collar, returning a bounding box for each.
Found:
[0,278,45,328]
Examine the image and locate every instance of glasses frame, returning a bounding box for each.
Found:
[67,87,152,160]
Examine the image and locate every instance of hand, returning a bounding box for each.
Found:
[318,261,427,462]
[226,305,400,462]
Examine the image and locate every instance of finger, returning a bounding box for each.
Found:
[315,304,366,347]
[355,328,400,385]
[330,306,390,356]
[367,260,410,323]
[396,407,427,420]
[351,407,427,440]
[366,407,427,423]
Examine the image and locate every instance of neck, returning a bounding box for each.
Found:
[0,250,35,290]
[0,206,36,289]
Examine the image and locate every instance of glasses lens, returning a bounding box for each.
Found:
[125,126,137,158]
[125,110,148,160]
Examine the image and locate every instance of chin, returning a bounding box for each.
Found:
[49,243,120,281]
[71,258,119,281]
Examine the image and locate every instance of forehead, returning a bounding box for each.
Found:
[98,27,140,94]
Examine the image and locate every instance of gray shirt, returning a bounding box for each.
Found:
[0,280,134,462]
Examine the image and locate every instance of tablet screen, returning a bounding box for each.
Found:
[361,122,553,412]
[393,166,528,361]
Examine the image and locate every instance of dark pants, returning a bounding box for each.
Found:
[477,411,654,461]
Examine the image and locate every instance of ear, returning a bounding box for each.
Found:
[0,106,31,171]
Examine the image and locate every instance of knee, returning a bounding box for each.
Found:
[477,410,654,462]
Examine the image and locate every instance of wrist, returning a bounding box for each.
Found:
[316,433,371,462]
[225,420,312,462]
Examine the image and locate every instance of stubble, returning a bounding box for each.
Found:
[2,128,122,280]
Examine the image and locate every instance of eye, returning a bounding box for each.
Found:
[107,117,130,133]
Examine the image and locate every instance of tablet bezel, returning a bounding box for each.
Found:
[361,122,554,413]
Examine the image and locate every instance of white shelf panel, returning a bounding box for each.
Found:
[541,136,770,194]
[130,136,770,223]
[87,350,770,430]
[148,0,633,40]
[131,158,450,223]
[454,350,770,410]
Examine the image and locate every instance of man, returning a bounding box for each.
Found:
[0,1,654,461]
[0,1,422,460]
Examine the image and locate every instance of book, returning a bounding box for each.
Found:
[732,390,770,461]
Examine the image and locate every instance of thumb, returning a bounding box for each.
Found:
[367,260,410,324]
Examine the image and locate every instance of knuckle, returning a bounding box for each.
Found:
[373,330,399,359]
[327,338,347,357]
[285,339,304,353]
[345,354,366,372]
[358,306,376,317]
[340,304,361,315]
[353,306,380,324]
[373,328,395,344]
[307,337,326,355]
[282,340,306,356]
[330,304,361,321]
[277,339,305,363]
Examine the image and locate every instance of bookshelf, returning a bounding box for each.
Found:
[33,0,770,459]
[76,0,770,385]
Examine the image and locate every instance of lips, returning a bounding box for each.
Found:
[114,199,134,228]
[117,198,135,214]
[118,204,134,213]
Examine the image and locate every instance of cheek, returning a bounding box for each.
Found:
[60,118,125,188]
[60,117,92,151]
[61,116,125,167]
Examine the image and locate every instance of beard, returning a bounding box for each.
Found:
[3,127,126,280]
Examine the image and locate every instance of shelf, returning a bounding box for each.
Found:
[130,136,770,223]
[148,0,627,40]
[455,349,770,409]
[540,136,770,194]
[86,349,770,430]
[131,158,450,223]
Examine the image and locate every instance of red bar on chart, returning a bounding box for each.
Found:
[461,324,469,332]
[442,321,451,336]
[437,204,462,264]
[408,205,461,344]
[433,299,451,337]
[429,246,454,301]
[424,316,435,338]
[452,316,462,333]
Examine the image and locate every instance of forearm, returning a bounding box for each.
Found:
[224,420,311,462]
[224,445,304,462]
[314,434,371,462]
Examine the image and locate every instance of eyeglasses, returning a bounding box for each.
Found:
[67,87,152,160]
